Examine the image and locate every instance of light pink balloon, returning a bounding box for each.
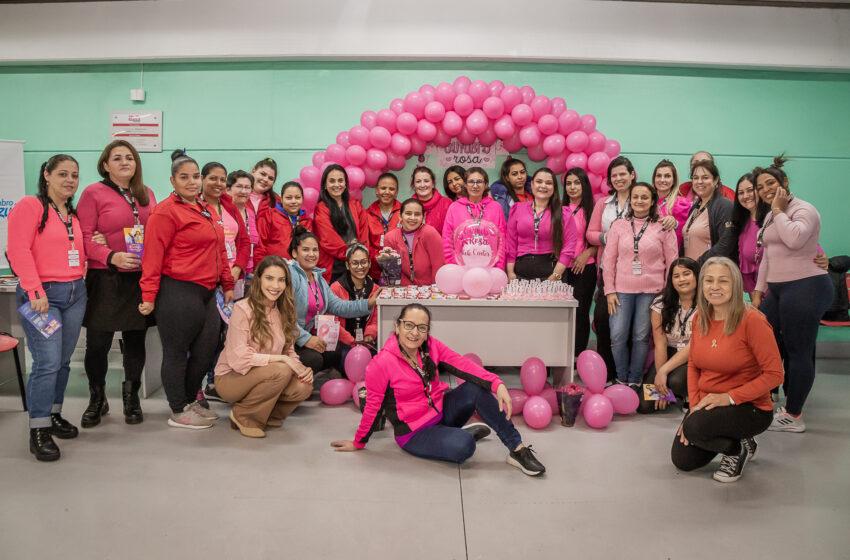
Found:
[299,166,321,190]
[551,97,567,116]
[453,75,471,94]
[599,179,611,195]
[345,145,367,166]
[302,187,320,215]
[566,131,590,153]
[468,80,490,108]
[434,82,456,107]
[538,114,559,136]
[488,79,505,97]
[424,101,446,123]
[390,133,412,156]
[478,125,497,147]
[343,344,372,383]
[508,388,529,417]
[603,384,639,415]
[520,357,547,395]
[530,95,552,121]
[502,132,522,153]
[320,378,354,406]
[326,144,347,165]
[462,267,493,298]
[519,85,536,104]
[523,395,552,429]
[312,151,326,168]
[389,99,405,115]
[582,393,614,429]
[453,93,474,117]
[587,172,603,188]
[604,139,621,158]
[488,266,508,293]
[580,114,597,134]
[349,125,371,148]
[587,131,606,154]
[493,115,516,140]
[433,126,452,148]
[369,126,392,150]
[547,154,567,175]
[363,166,382,187]
[463,352,483,367]
[416,119,438,142]
[519,124,541,148]
[442,111,463,136]
[466,109,489,135]
[482,96,505,120]
[361,110,378,129]
[376,109,397,133]
[457,126,475,145]
[577,350,607,394]
[588,152,610,175]
[500,85,523,112]
[345,166,365,190]
[418,84,436,102]
[336,131,350,148]
[558,110,581,135]
[366,149,387,170]
[386,152,406,171]
[403,92,427,119]
[540,384,558,415]
[527,143,547,162]
[511,103,533,127]
[435,264,465,294]
[352,380,366,408]
[566,152,588,171]
[542,133,566,157]
[410,136,428,155]
[396,112,418,135]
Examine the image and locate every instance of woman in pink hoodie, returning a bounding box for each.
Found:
[441,167,507,269]
[331,303,545,476]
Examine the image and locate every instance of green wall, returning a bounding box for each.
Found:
[1,61,848,254]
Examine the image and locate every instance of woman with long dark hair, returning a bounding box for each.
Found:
[682,160,734,265]
[249,157,280,215]
[442,165,466,201]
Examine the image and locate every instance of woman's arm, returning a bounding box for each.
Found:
[76,187,114,267]
[324,280,370,318]
[505,204,520,266]
[585,197,606,247]
[139,211,175,303]
[726,312,784,405]
[430,337,504,393]
[772,203,819,251]
[441,209,456,264]
[219,304,275,374]
[651,310,669,372]
[601,222,621,295]
[557,209,578,269]
[352,359,391,448]
[329,282,356,346]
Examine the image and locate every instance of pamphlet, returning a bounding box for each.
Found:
[123,225,145,258]
[216,288,234,324]
[643,384,677,403]
[18,301,61,338]
[315,315,340,351]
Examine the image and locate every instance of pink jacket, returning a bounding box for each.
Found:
[441,196,507,268]
[353,335,505,448]
[657,194,691,250]
[383,225,445,286]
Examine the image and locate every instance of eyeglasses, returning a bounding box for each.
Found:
[349,259,370,268]
[466,179,486,186]
[399,320,430,334]
[230,185,252,191]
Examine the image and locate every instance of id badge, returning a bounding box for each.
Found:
[68,249,80,267]
[225,241,236,261]
[631,259,642,276]
[355,327,364,343]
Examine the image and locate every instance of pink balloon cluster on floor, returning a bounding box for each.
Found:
[576,350,639,429]
[296,76,622,216]
[435,263,508,298]
[506,357,557,430]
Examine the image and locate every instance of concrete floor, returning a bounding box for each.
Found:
[1,360,849,560]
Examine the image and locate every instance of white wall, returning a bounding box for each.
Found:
[0,0,849,70]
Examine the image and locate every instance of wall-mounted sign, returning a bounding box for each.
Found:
[110,110,162,152]
[430,139,507,170]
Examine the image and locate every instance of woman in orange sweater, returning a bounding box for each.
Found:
[672,256,783,483]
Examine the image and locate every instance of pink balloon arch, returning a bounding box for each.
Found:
[298,76,622,213]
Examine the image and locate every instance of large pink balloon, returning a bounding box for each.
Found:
[453,93,474,117]
[349,187,363,201]
[452,219,501,268]
[542,133,566,157]
[488,267,508,294]
[530,95,552,121]
[389,99,405,115]
[434,82,456,107]
[580,114,597,134]
[520,357,547,395]
[519,124,541,149]
[462,267,493,298]
[403,92,427,119]
[361,110,378,129]
[457,126,475,145]
[488,79,505,97]
[463,352,483,367]
[482,96,505,120]
[433,126,452,148]
[493,115,516,140]
[453,75,471,94]
[500,85,523,111]
[396,112,419,135]
[345,166,366,190]
[577,350,607,394]
[343,345,372,383]
[363,167,382,187]
[345,145,367,166]
[558,110,581,135]
[369,127,392,150]
[349,126,371,148]
[326,143,347,165]
[520,85,536,104]
[547,154,567,175]
[538,114,559,136]
[523,396,552,429]
[419,83,436,102]
[511,103,533,127]
[478,125,497,147]
[416,119,438,142]
[587,172,603,189]
[424,101,446,123]
[302,187,320,215]
[603,384,639,415]
[442,111,464,136]
[540,384,558,415]
[468,80,490,108]
[410,136,428,155]
[312,151,326,168]
[386,152,406,171]
[366,149,387,170]
[435,264,465,295]
[551,97,567,116]
[604,139,621,158]
[376,109,397,133]
[299,166,321,190]
[502,132,522,153]
[320,378,354,406]
[390,133,412,156]
[587,152,610,175]
[508,388,529,418]
[466,109,489,135]
[587,131,606,154]
[566,131,589,153]
[582,393,614,429]
[527,143,547,162]
[566,152,588,171]
[336,131,350,148]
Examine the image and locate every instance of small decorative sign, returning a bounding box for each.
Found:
[110,111,162,152]
[431,139,507,170]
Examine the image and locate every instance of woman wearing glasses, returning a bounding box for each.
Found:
[330,244,381,360]
[225,170,260,277]
[331,303,546,476]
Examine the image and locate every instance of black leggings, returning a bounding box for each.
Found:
[671,404,772,471]
[514,253,558,281]
[638,346,687,414]
[567,263,597,356]
[84,328,147,387]
[592,274,616,382]
[154,276,221,413]
[296,345,344,376]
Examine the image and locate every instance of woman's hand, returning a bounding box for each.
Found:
[692,392,732,411]
[110,252,141,270]
[571,250,591,274]
[330,440,360,452]
[771,187,790,214]
[751,291,763,309]
[495,384,513,420]
[654,369,669,397]
[305,336,326,353]
[607,293,620,315]
[30,296,49,314]
[362,335,376,345]
[223,290,234,304]
[296,366,314,384]
[230,266,242,281]
[660,215,678,231]
[91,231,108,245]
[367,290,379,309]
[677,421,689,446]
[138,302,155,316]
[814,253,828,270]
[655,398,669,411]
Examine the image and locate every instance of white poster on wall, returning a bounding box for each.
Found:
[0,140,25,269]
[110,110,163,152]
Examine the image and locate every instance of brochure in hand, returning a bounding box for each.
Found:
[643,384,677,403]
[18,301,62,338]
[216,288,234,324]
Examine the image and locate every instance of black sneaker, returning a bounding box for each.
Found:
[49,413,79,439]
[713,442,749,483]
[507,445,546,476]
[462,422,491,441]
[742,437,758,462]
[204,384,224,403]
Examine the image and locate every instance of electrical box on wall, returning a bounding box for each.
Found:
[130,89,145,101]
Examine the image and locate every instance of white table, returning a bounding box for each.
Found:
[377,297,577,386]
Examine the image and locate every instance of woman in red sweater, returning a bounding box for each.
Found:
[330,244,381,358]
[76,140,156,428]
[201,162,250,286]
[672,256,783,483]
[249,157,280,216]
[380,198,445,286]
[365,172,401,278]
[225,170,259,276]
[8,154,86,461]
[139,150,234,430]
[412,166,452,234]
[313,164,370,283]
[255,181,312,262]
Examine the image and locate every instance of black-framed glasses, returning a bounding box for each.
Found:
[399,320,429,334]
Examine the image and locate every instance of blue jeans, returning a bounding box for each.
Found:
[16,279,87,428]
[609,292,655,384]
[402,381,522,464]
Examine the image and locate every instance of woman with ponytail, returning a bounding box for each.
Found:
[249,157,280,216]
[7,154,86,461]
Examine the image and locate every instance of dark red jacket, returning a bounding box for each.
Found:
[678,181,735,202]
[365,200,401,279]
[255,205,313,262]
[218,192,250,275]
[313,200,371,282]
[140,193,235,303]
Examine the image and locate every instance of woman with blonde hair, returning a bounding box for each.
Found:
[214,255,313,438]
[672,256,782,483]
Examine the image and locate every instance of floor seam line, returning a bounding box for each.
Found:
[458,465,469,560]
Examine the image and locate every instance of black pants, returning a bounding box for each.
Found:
[592,274,616,382]
[84,328,147,387]
[671,404,772,471]
[155,276,221,413]
[567,263,597,356]
[296,345,344,376]
[638,346,687,414]
[514,253,557,281]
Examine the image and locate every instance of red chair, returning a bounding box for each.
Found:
[0,332,26,410]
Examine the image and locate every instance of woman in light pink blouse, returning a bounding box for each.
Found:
[214,255,313,438]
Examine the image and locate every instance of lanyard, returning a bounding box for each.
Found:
[213,202,224,226]
[309,280,321,312]
[466,203,483,222]
[114,186,141,225]
[351,284,367,330]
[571,204,582,216]
[379,212,393,232]
[685,200,708,234]
[614,199,627,220]
[532,204,547,250]
[630,218,650,258]
[401,348,434,408]
[677,305,696,338]
[49,201,75,245]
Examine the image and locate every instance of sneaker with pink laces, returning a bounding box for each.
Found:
[768,407,806,433]
[167,406,214,430]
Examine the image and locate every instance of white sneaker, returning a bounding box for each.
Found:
[190,400,219,421]
[768,407,806,433]
[167,406,214,430]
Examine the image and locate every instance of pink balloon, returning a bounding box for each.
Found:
[403,92,427,119]
[366,149,388,170]
[349,187,363,201]
[502,132,522,153]
[468,80,490,108]
[452,220,501,267]
[587,172,602,188]
[566,130,590,153]
[457,126,475,145]
[582,393,614,429]
[523,396,552,429]
[302,187,320,216]
[599,179,611,195]
[453,93,474,117]
[363,167,382,187]
[361,110,378,129]
[311,151,326,168]
[542,133,566,157]
[442,111,463,136]
[386,152,406,171]
[453,75,471,94]
[511,103,533,127]
[493,115,516,140]
[587,152,610,175]
[566,152,588,170]
[349,125,371,148]
[410,136,428,155]
[390,133,412,156]
[488,267,508,294]
[537,114,559,136]
[345,145,367,166]
[396,112,419,136]
[320,378,354,406]
[488,79,505,97]
[434,82,456,107]
[527,143,547,162]
[424,101,446,123]
[463,352,483,367]
[519,85,536,104]
[500,85,522,112]
[558,110,581,135]
[508,388,529,417]
[343,345,372,383]
[540,384,558,415]
[352,380,366,408]
[345,166,366,190]
[580,114,597,134]
[326,143,347,165]
[577,350,607,394]
[299,166,321,190]
[551,97,567,116]
[416,119,438,142]
[418,84,436,102]
[433,126,452,148]
[376,109,397,133]
[587,131,606,154]
[603,384,639,415]
[530,95,552,121]
[435,264,465,295]
[369,126,392,150]
[462,267,493,298]
[465,109,489,135]
[604,139,621,158]
[477,125,497,147]
[482,96,505,120]
[336,131,350,148]
[519,124,541,148]
[520,357,547,395]
[547,154,567,175]
[389,99,405,115]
